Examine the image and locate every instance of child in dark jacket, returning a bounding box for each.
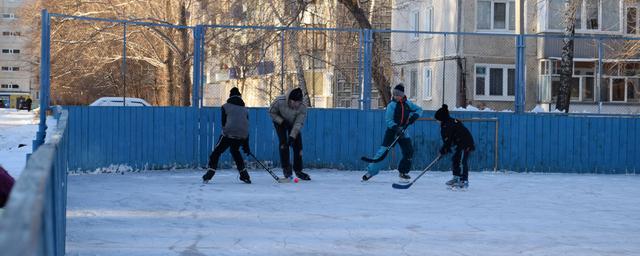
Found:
[434,105,475,188]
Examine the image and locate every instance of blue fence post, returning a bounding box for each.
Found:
[200,27,206,108]
[192,25,203,166]
[361,29,372,110]
[597,38,603,114]
[192,25,203,108]
[34,9,50,151]
[280,30,285,94]
[122,22,127,106]
[515,34,526,113]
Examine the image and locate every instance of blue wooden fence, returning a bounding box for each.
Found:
[64,106,640,174]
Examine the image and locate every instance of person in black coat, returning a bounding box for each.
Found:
[435,104,475,188]
[202,87,252,184]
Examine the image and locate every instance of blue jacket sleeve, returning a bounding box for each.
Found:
[406,99,423,118]
[385,101,397,128]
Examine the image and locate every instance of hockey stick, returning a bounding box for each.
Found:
[392,154,442,189]
[361,126,408,163]
[248,153,290,183]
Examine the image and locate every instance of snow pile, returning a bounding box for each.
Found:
[531,104,547,113]
[69,164,135,175]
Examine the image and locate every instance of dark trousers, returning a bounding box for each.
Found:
[452,148,471,181]
[381,129,414,174]
[208,135,245,172]
[274,123,303,177]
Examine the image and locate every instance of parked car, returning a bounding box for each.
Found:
[89,97,151,107]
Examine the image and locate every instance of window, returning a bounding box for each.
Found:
[423,67,432,100]
[11,84,18,89]
[410,69,418,98]
[1,49,20,54]
[475,64,515,100]
[477,0,516,31]
[425,7,433,36]
[548,0,620,32]
[411,11,420,38]
[628,7,638,34]
[1,66,20,71]
[541,60,601,102]
[0,84,7,88]
[2,32,9,36]
[1,13,15,19]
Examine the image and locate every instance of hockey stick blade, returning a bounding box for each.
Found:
[392,154,442,189]
[360,151,389,163]
[361,127,408,163]
[392,182,413,189]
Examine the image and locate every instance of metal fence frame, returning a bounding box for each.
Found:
[0,108,69,256]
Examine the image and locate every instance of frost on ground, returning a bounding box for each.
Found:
[66,169,640,256]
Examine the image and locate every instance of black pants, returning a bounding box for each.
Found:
[274,122,303,177]
[381,129,414,174]
[208,135,245,172]
[452,148,471,181]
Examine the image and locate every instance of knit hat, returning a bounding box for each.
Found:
[229,87,241,97]
[392,84,405,97]
[434,104,451,121]
[289,88,303,102]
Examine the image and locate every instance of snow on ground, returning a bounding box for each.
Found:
[66,169,640,256]
[0,109,39,178]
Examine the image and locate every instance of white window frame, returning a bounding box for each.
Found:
[409,69,418,99]
[423,67,432,100]
[476,0,516,32]
[411,10,420,39]
[424,6,433,38]
[609,77,628,102]
[474,63,516,101]
[545,0,623,34]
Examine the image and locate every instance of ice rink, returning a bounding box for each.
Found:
[66,169,640,256]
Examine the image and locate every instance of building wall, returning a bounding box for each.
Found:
[0,0,35,108]
[391,0,459,110]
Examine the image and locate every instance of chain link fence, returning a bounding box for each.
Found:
[43,12,640,114]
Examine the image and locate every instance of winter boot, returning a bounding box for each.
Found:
[295,171,311,181]
[239,169,251,184]
[446,176,461,186]
[202,169,215,183]
[362,172,374,181]
[459,180,469,189]
[399,172,411,183]
[283,167,293,179]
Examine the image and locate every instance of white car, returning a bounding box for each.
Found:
[89,97,151,107]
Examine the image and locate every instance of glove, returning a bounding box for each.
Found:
[242,142,251,155]
[439,146,450,155]
[287,136,296,146]
[391,125,403,136]
[407,114,419,125]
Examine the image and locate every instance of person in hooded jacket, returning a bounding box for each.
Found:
[269,87,311,180]
[202,87,252,184]
[434,104,475,188]
[362,84,423,182]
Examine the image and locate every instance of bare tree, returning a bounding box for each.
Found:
[556,0,580,112]
[336,0,392,106]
